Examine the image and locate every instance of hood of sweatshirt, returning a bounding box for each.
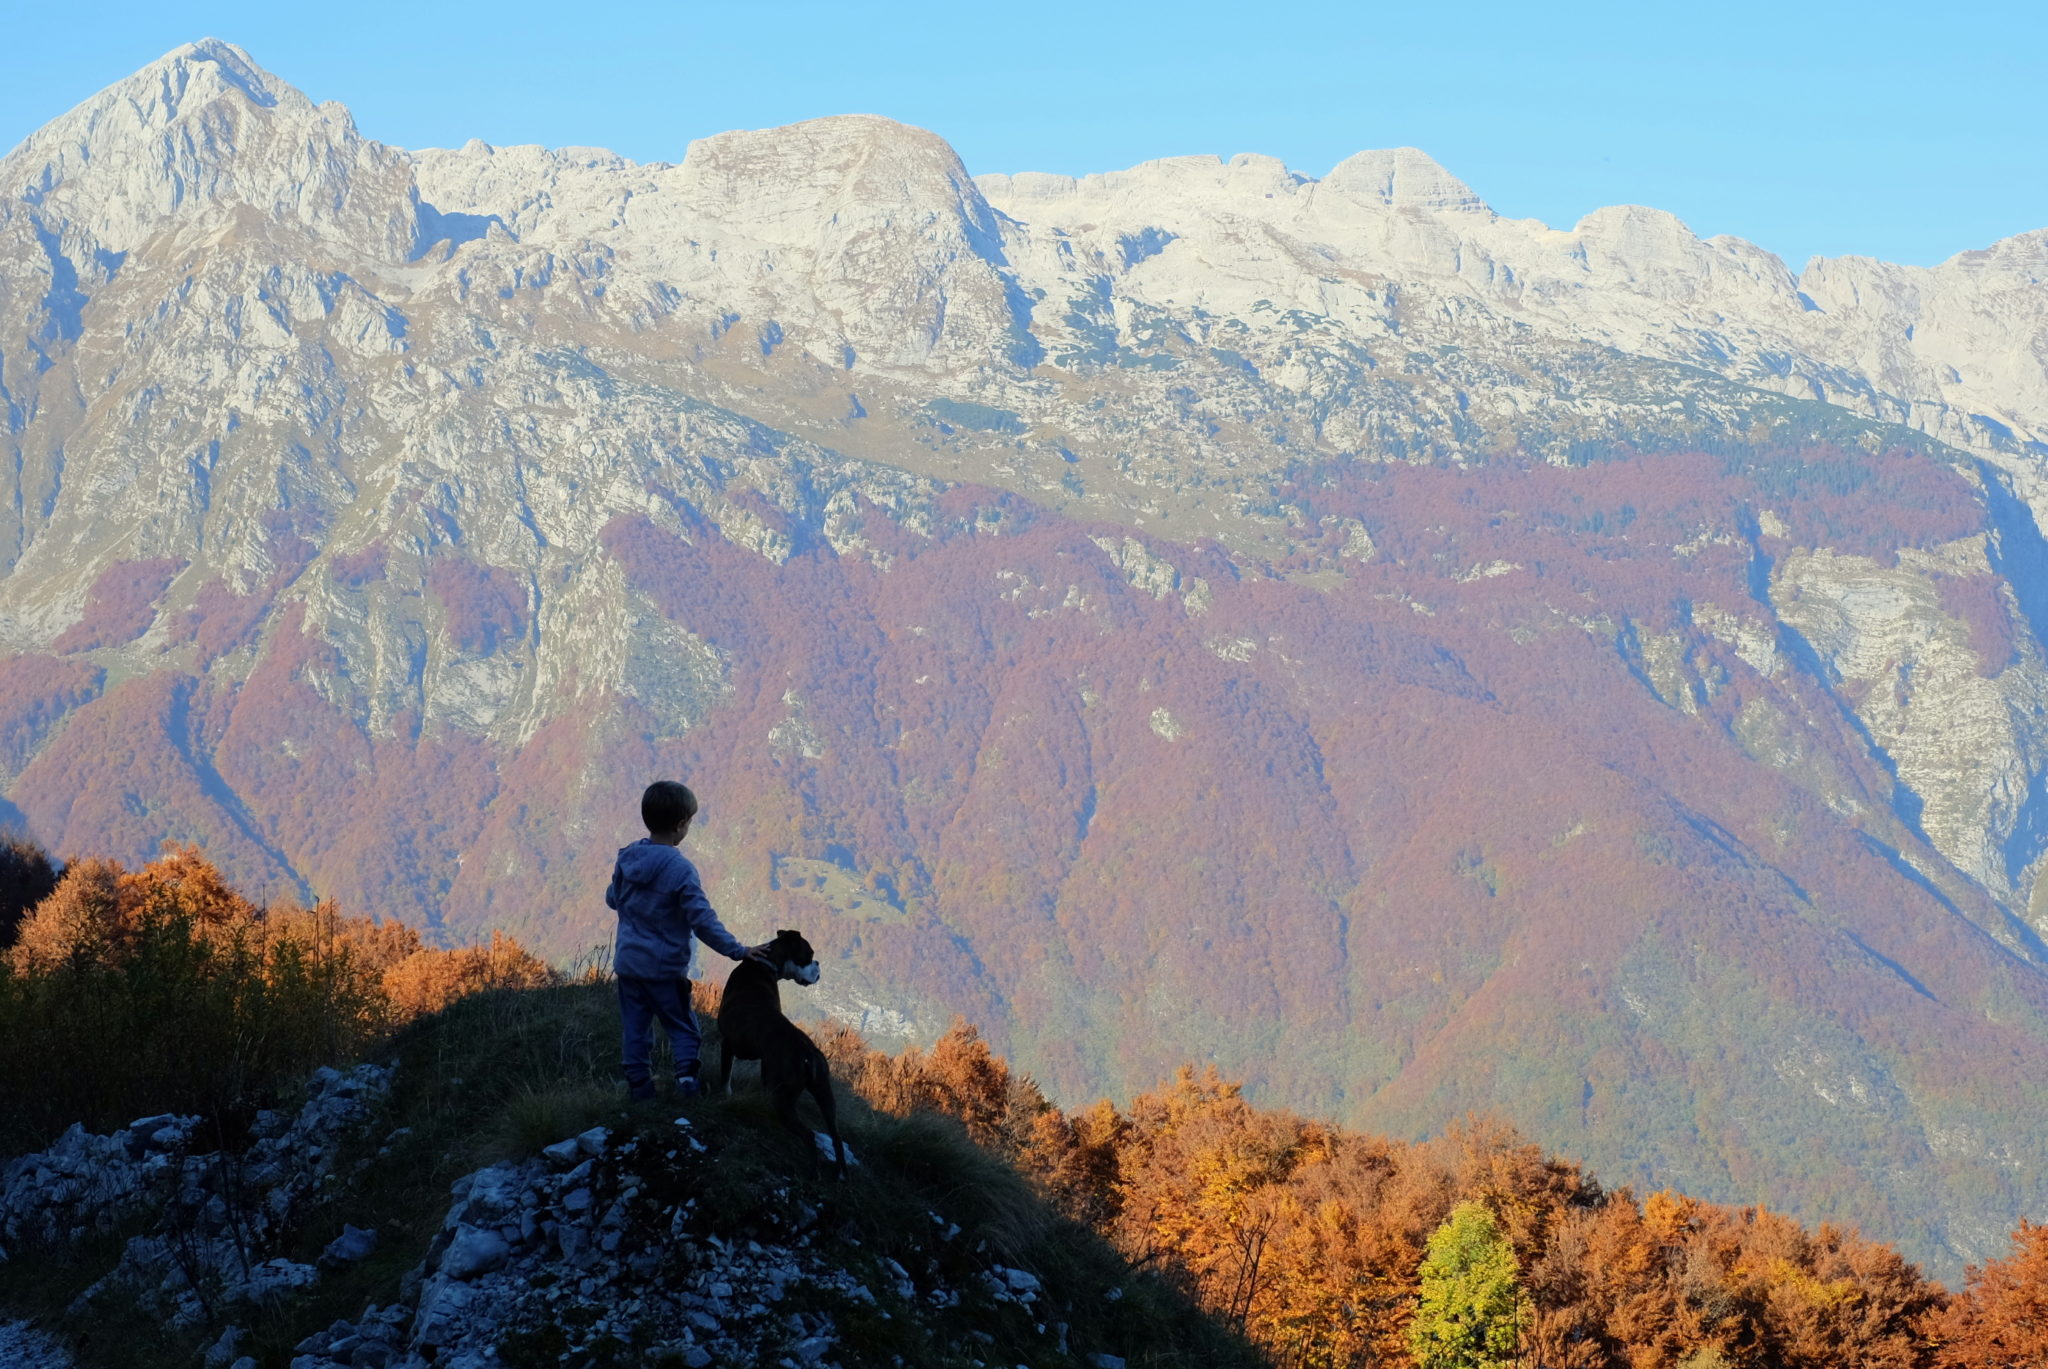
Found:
[614,839,685,891]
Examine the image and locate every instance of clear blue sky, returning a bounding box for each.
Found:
[4,0,2041,269]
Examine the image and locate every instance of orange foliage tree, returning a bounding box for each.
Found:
[1932,1222,2048,1368]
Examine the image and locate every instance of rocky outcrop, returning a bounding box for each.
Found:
[0,1065,392,1323]
[287,1118,1095,1369]
[0,1320,69,1369]
[1771,537,2048,913]
[0,1064,1144,1369]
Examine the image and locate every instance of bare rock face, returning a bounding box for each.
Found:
[979,139,2048,465]
[1772,537,2048,910]
[0,1065,392,1324]
[0,1320,69,1369]
[5,39,416,260]
[13,38,2048,1277]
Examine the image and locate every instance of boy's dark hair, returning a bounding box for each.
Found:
[642,781,698,833]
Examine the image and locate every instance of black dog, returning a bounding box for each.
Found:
[718,929,845,1176]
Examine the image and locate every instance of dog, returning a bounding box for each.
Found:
[717,929,845,1176]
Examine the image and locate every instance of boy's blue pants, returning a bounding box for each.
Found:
[617,975,700,1085]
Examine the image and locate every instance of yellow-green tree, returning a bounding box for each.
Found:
[1409,1200,1525,1369]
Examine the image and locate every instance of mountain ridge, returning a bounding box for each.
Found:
[16,39,2048,462]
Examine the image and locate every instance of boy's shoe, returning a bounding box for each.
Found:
[674,1075,702,1099]
[627,1080,657,1102]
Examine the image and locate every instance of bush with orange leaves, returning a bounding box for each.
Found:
[6,854,131,973]
[383,931,555,1018]
[1931,1222,2048,1368]
[0,842,554,1152]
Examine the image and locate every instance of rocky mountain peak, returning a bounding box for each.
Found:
[677,113,1000,250]
[13,37,289,158]
[2,37,410,259]
[4,38,295,198]
[1322,145,1489,213]
[976,150,1313,220]
[662,114,1022,369]
[149,37,285,108]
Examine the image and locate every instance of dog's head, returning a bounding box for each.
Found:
[766,928,821,986]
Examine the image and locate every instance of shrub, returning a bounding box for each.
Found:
[384,931,555,1018]
[0,845,554,1151]
[0,890,385,1150]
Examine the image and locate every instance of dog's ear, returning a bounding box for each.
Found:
[777,928,797,941]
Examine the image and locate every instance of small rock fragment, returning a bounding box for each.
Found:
[439,1228,511,1281]
[321,1224,379,1268]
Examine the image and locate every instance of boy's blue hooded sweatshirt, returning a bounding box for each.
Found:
[606,839,749,979]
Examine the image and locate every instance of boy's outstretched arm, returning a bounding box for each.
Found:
[674,860,752,961]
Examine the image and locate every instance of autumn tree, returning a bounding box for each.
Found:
[1019,1096,1126,1227]
[1411,1201,1526,1369]
[917,1019,1022,1151]
[783,1003,1963,1369]
[1933,1221,2048,1368]
[9,854,126,972]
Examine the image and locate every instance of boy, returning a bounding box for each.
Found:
[607,780,763,1100]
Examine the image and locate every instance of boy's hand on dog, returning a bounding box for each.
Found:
[744,943,777,965]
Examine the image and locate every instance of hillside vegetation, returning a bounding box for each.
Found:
[0,843,551,1154]
[2,848,2047,1368]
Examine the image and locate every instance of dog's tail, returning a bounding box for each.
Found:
[807,1058,845,1177]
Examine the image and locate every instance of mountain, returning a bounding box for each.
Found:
[8,38,2048,1275]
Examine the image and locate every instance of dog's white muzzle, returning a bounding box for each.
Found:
[784,961,822,986]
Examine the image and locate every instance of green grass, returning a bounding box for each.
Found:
[1,980,1261,1369]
